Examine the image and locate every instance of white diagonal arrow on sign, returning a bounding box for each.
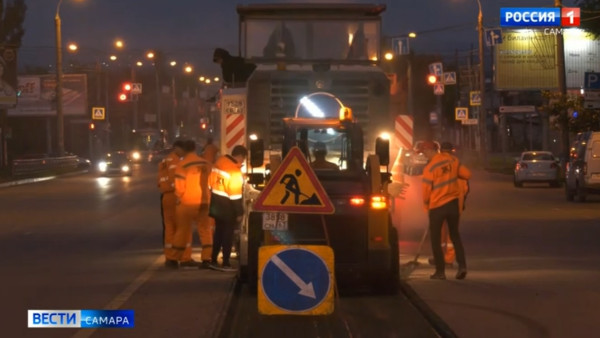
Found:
[270,254,316,299]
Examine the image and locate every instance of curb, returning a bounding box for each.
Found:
[212,276,240,338]
[399,281,459,338]
[0,170,89,189]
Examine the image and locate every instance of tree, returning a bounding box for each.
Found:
[542,91,600,144]
[0,0,27,169]
[577,0,600,39]
[0,0,27,47]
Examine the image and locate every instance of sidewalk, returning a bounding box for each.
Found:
[0,169,89,188]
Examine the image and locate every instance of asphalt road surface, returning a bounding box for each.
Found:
[2,163,598,338]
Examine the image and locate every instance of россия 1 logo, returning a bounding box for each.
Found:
[500,7,580,27]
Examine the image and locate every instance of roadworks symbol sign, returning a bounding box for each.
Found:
[253,146,334,214]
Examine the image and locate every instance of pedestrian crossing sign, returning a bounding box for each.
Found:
[470,91,481,106]
[92,107,105,120]
[253,147,334,214]
[455,107,468,120]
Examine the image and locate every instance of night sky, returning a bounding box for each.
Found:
[19,0,578,75]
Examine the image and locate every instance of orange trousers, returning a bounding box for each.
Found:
[161,193,177,259]
[168,204,213,262]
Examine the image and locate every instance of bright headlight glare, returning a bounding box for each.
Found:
[132,152,141,160]
[121,165,130,172]
[98,162,108,172]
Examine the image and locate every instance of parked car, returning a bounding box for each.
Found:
[513,151,560,188]
[565,131,600,202]
[96,151,133,176]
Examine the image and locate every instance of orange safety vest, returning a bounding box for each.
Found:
[422,152,471,210]
[209,155,244,219]
[174,153,210,206]
[157,152,180,194]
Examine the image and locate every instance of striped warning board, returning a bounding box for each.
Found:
[394,115,413,150]
[220,88,247,155]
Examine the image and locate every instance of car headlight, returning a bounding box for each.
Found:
[121,165,130,172]
[98,161,108,172]
[131,152,141,160]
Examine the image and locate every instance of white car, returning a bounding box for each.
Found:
[513,151,560,188]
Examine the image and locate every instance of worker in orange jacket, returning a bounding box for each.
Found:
[201,137,219,164]
[422,141,471,280]
[158,140,185,269]
[208,145,247,272]
[171,140,213,269]
[428,142,470,267]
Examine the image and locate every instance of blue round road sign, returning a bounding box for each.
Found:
[261,248,331,312]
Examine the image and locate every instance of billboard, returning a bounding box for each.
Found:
[8,74,87,117]
[564,28,600,89]
[495,29,559,90]
[0,47,18,107]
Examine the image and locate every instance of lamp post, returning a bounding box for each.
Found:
[476,0,487,164]
[147,51,162,130]
[55,0,65,155]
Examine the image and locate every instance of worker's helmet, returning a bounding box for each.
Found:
[440,142,454,152]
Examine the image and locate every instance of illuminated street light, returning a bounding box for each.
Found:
[205,79,211,84]
[136,61,143,67]
[109,55,117,61]
[408,32,417,38]
[68,43,78,51]
[199,76,205,82]
[213,77,220,82]
[184,65,193,73]
[170,60,177,67]
[114,39,124,49]
[146,51,155,59]
[384,52,393,61]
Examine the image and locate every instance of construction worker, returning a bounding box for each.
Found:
[201,137,219,164]
[310,142,339,170]
[421,141,471,280]
[428,142,470,267]
[171,140,213,269]
[209,145,247,272]
[158,140,185,269]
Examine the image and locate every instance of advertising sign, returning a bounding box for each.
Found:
[8,74,88,116]
[495,29,558,90]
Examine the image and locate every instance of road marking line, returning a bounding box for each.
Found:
[71,255,163,338]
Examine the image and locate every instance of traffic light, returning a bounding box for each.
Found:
[118,82,132,102]
[427,74,439,85]
[89,122,95,130]
[200,122,207,130]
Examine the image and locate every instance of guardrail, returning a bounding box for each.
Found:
[11,155,79,177]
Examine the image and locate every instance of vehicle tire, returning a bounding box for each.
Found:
[513,176,522,188]
[576,182,587,203]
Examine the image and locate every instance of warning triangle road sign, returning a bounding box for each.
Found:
[253,147,335,214]
[92,107,105,120]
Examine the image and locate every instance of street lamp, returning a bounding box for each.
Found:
[146,51,161,130]
[476,0,487,164]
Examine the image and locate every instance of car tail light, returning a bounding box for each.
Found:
[350,197,365,206]
[370,195,387,209]
[518,162,528,169]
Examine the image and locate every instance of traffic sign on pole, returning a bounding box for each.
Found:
[455,107,468,120]
[258,245,334,315]
[91,107,105,120]
[433,83,444,95]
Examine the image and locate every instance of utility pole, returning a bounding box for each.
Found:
[55,0,65,155]
[555,0,569,159]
